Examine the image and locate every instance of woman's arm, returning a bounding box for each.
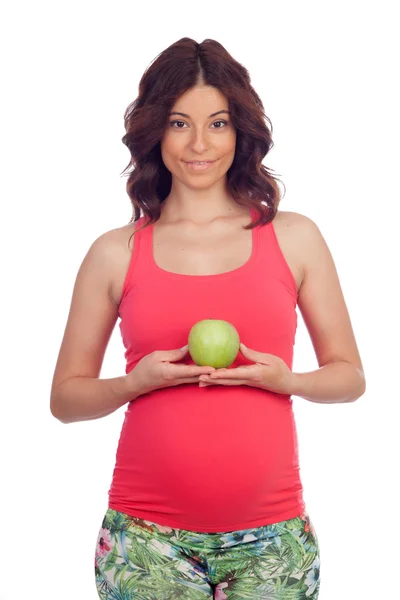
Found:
[51,375,140,424]
[293,214,366,403]
[50,229,137,423]
[291,361,365,404]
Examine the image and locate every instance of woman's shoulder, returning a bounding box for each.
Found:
[96,215,147,251]
[276,210,325,243]
[273,209,314,228]
[272,211,324,293]
[272,210,318,246]
[90,222,135,256]
[90,221,141,306]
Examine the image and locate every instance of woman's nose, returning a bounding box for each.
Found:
[188,130,210,152]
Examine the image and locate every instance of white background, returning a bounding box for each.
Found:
[1,1,398,599]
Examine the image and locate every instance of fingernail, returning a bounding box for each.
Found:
[180,345,188,351]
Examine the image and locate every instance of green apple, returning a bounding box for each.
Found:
[188,319,240,369]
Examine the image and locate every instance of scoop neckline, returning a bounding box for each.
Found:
[147,209,259,281]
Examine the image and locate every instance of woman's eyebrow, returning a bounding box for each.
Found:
[168,110,230,118]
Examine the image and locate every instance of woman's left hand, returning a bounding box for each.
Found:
[198,343,296,396]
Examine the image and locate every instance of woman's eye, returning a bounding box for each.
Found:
[169,120,228,129]
[212,120,228,129]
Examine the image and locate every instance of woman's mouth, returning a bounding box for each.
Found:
[184,160,217,171]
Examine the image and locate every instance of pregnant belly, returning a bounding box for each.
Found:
[110,385,302,529]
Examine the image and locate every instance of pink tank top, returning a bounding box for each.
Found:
[108,209,306,532]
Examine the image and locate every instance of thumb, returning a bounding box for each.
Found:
[167,345,189,362]
[240,343,267,363]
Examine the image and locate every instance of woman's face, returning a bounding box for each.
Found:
[160,85,236,187]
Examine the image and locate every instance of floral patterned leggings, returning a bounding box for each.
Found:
[95,508,320,599]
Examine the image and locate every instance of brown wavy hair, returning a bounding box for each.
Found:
[121,37,286,232]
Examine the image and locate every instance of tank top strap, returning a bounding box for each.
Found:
[252,209,298,300]
[119,215,152,304]
[249,205,273,254]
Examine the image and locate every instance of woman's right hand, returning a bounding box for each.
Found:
[126,346,215,397]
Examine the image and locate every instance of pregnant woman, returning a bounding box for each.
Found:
[50,37,366,599]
